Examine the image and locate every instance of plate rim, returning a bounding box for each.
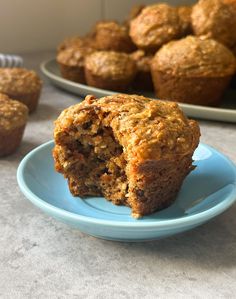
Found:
[40,58,236,119]
[17,140,236,229]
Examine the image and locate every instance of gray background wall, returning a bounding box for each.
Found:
[0,0,196,53]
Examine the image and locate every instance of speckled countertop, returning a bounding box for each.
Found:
[0,52,236,299]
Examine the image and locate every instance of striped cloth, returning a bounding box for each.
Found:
[0,54,23,68]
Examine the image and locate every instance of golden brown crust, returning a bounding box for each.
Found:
[57,36,97,53]
[53,94,200,217]
[151,36,236,77]
[57,47,94,67]
[94,21,135,53]
[84,51,136,80]
[54,94,199,162]
[129,4,182,52]
[191,0,236,47]
[0,93,28,131]
[0,68,42,95]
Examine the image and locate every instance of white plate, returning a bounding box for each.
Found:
[41,59,236,123]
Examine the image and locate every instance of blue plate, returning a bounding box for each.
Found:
[17,141,236,242]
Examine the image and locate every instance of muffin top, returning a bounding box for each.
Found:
[95,21,135,53]
[95,21,128,36]
[85,51,136,80]
[129,4,182,52]
[0,93,28,131]
[0,68,42,95]
[57,36,96,53]
[191,0,236,47]
[152,36,236,77]
[177,5,192,36]
[130,50,153,72]
[57,47,94,67]
[54,94,200,161]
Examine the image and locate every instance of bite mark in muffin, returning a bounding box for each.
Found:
[53,94,200,218]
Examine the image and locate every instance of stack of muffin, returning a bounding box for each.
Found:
[57,0,236,107]
[0,68,42,156]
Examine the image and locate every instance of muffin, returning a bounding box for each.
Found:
[0,94,28,156]
[223,0,236,10]
[57,47,94,84]
[129,4,182,53]
[191,0,236,48]
[94,21,136,53]
[0,68,42,113]
[151,36,236,106]
[57,36,96,53]
[177,5,192,36]
[130,50,153,91]
[53,94,200,218]
[84,51,136,91]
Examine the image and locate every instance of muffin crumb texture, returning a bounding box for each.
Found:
[53,94,200,217]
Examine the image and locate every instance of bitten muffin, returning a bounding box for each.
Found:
[0,68,42,113]
[151,36,236,106]
[0,93,28,156]
[57,36,96,53]
[84,51,136,91]
[57,47,94,84]
[94,21,136,53]
[129,4,182,53]
[177,5,192,36]
[191,0,236,48]
[53,94,200,218]
[130,50,153,91]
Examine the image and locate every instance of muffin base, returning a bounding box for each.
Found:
[151,70,232,106]
[0,125,26,157]
[128,155,193,217]
[59,64,86,84]
[85,69,134,91]
[7,90,41,113]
